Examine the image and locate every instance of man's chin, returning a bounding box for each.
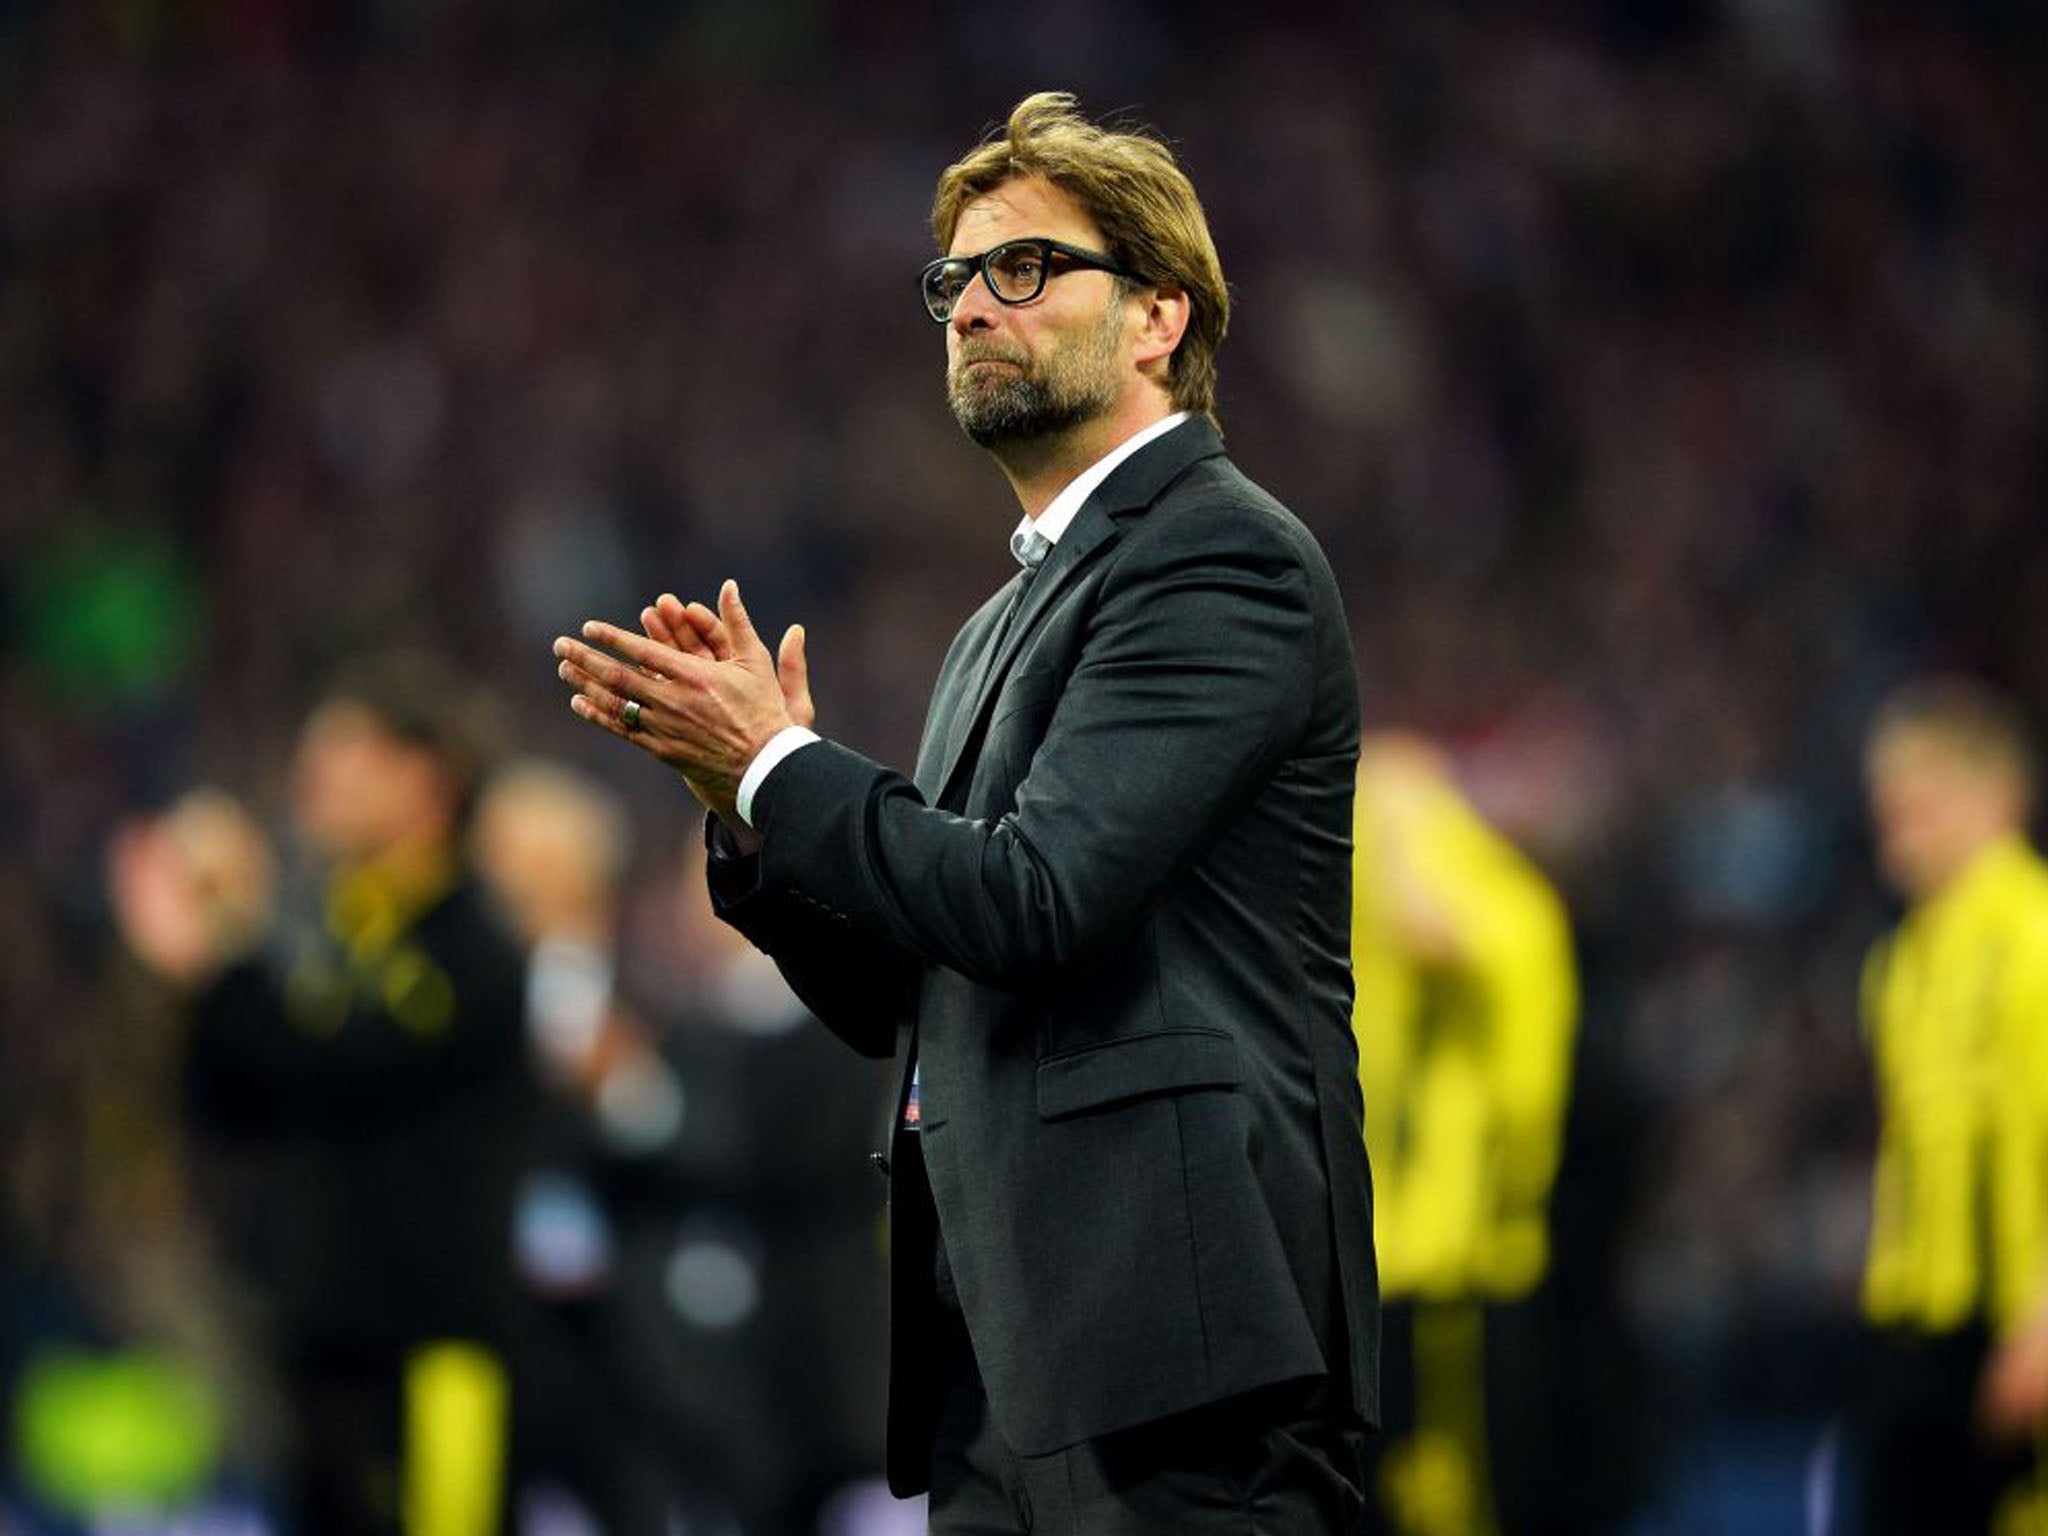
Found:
[949,382,1037,447]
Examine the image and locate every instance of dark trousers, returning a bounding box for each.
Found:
[1855,1324,2041,1536]
[918,1147,1368,1534]
[286,1346,408,1536]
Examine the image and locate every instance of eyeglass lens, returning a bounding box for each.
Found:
[924,241,1054,320]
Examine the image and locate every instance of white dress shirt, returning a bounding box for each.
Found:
[734,412,1191,827]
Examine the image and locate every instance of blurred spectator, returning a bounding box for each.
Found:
[477,763,891,1536]
[1851,679,2048,1534]
[1351,734,1579,1535]
[472,760,718,1533]
[616,836,892,1536]
[108,652,534,1536]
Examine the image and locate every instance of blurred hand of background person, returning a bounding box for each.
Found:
[1981,1304,2048,1439]
[109,791,276,990]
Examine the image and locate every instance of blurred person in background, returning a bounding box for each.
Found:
[1854,679,2048,1534]
[470,760,696,1534]
[553,91,1377,1534]
[475,765,892,1536]
[638,836,894,1536]
[1350,736,1577,1536]
[108,653,535,1536]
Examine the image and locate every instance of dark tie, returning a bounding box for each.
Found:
[991,561,1039,648]
[966,561,1038,708]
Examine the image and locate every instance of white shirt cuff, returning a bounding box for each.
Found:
[735,726,821,828]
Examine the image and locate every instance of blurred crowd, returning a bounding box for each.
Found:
[2,0,2045,1530]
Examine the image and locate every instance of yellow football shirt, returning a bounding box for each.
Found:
[1863,835,2048,1336]
[1352,770,1577,1302]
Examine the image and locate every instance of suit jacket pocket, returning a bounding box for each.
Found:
[1036,1027,1242,1121]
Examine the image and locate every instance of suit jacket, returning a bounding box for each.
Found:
[709,417,1378,1494]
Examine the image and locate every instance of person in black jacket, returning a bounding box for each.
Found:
[112,653,535,1536]
[553,92,1376,1534]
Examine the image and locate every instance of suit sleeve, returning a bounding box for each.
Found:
[706,820,918,1059]
[749,507,1320,990]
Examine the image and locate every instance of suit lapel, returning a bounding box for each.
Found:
[914,586,1010,799]
[927,417,1230,808]
[930,513,1111,801]
[949,566,1041,766]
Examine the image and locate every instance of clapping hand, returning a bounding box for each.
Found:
[554,580,813,836]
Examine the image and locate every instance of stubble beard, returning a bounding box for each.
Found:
[946,299,1124,451]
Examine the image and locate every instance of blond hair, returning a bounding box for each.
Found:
[1870,676,2037,791]
[932,92,1230,423]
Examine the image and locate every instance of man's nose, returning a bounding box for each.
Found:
[949,271,1001,334]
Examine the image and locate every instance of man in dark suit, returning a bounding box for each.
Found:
[554,91,1378,1532]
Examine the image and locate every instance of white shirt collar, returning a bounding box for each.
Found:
[1009,412,1190,570]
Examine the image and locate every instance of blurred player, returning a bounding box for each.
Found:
[1856,678,2048,1534]
[1351,734,1577,1536]
[110,652,532,1536]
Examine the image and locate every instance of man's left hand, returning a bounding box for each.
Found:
[554,579,794,823]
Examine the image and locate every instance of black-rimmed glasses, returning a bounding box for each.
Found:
[920,238,1142,324]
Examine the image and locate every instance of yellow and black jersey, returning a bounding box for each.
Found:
[1863,835,2048,1337]
[1352,768,1577,1303]
[185,844,534,1345]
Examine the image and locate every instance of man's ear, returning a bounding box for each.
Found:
[1130,283,1191,375]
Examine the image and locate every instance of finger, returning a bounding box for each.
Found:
[633,607,701,683]
[640,605,682,662]
[647,596,718,660]
[557,649,666,725]
[568,689,639,742]
[676,598,734,663]
[564,626,714,689]
[556,653,626,717]
[559,652,671,743]
[556,655,661,747]
[777,623,814,728]
[718,579,769,662]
